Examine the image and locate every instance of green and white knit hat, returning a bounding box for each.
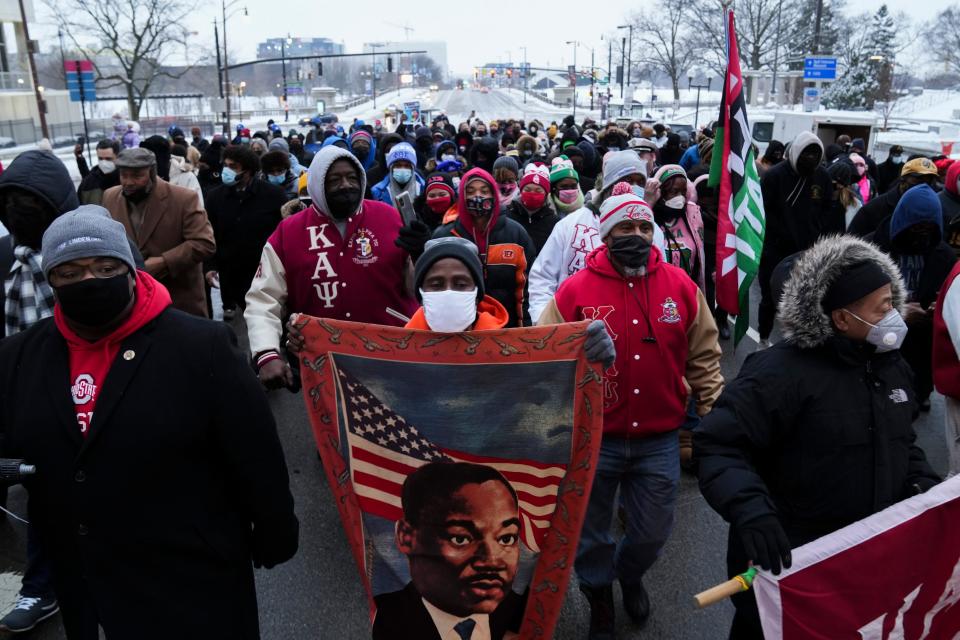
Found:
[550,155,579,184]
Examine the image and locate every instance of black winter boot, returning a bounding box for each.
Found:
[579,584,615,640]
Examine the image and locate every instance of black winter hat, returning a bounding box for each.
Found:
[827,160,854,187]
[413,237,485,302]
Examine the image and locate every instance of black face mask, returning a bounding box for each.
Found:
[326,188,362,220]
[609,235,652,269]
[795,150,821,176]
[123,186,151,203]
[653,199,684,225]
[4,204,50,250]
[353,147,370,162]
[466,195,495,217]
[55,274,133,327]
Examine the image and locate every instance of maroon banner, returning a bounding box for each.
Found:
[755,476,960,639]
[296,317,604,639]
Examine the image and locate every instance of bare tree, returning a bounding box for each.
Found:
[928,6,960,76]
[687,0,801,101]
[47,0,196,120]
[629,0,699,101]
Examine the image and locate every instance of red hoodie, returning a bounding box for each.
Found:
[54,270,172,436]
[455,168,501,261]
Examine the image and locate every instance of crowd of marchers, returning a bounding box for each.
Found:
[0,108,957,640]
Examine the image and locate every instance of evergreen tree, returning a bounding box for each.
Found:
[824,4,897,109]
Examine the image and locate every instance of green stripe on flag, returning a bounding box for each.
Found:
[708,125,724,189]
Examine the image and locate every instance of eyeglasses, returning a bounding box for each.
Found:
[49,259,129,286]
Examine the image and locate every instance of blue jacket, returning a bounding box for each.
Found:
[679,145,700,171]
[370,172,426,206]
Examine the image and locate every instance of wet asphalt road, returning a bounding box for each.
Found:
[0,286,951,640]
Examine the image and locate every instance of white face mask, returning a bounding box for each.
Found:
[844,308,908,352]
[99,160,116,174]
[420,288,478,333]
[664,195,686,209]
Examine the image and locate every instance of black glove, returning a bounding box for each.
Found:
[394,219,432,260]
[738,515,792,575]
[584,320,615,370]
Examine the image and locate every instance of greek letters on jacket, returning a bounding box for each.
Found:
[553,248,699,436]
[265,202,417,325]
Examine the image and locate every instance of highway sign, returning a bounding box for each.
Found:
[803,57,837,81]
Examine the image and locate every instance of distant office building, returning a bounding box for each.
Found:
[257,37,344,60]
[0,0,33,91]
[362,41,448,78]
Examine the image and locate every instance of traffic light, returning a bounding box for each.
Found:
[490,69,496,77]
[387,57,393,73]
[318,62,323,77]
[506,68,513,78]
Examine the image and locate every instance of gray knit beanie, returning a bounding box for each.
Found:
[601,150,647,193]
[41,205,136,276]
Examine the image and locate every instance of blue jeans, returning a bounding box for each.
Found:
[575,430,680,589]
[20,522,54,598]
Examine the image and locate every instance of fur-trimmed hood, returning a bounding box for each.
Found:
[778,235,905,349]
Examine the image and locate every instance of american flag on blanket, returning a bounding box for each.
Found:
[336,368,564,553]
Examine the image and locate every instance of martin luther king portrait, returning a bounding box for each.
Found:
[372,461,527,640]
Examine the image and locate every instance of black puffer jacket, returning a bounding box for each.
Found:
[504,199,556,255]
[696,235,939,548]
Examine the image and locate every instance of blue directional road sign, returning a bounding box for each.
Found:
[65,60,97,102]
[803,57,837,81]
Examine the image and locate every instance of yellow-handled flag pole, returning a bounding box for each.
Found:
[693,567,758,609]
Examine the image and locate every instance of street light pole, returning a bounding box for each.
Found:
[688,76,712,130]
[771,0,784,103]
[520,46,528,104]
[566,41,578,119]
[17,0,48,140]
[617,24,633,96]
[281,34,290,122]
[220,1,247,135]
[213,21,224,100]
[370,43,384,110]
[590,47,595,111]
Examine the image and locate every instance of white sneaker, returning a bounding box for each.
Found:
[757,339,772,350]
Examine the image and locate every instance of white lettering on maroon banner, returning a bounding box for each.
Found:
[754,475,960,639]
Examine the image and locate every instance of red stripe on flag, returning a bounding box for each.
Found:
[351,445,419,477]
[352,469,403,497]
[356,496,402,522]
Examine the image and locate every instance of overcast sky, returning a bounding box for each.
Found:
[33,0,957,76]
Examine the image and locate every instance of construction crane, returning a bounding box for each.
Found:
[384,21,415,40]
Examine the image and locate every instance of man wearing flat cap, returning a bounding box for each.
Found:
[0,205,298,639]
[102,147,215,317]
[695,234,940,639]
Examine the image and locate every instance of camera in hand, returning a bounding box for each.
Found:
[0,458,35,485]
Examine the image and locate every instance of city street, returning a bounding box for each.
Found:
[1,288,951,638]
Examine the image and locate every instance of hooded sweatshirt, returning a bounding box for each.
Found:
[760,131,834,259]
[244,146,418,359]
[405,295,509,331]
[537,245,722,437]
[432,168,536,327]
[0,150,80,339]
[469,137,500,174]
[54,270,171,436]
[867,184,955,307]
